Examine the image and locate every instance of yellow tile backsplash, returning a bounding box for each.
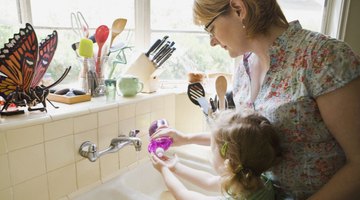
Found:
[119,145,137,169]
[13,174,48,200]
[135,99,152,115]
[9,144,46,185]
[6,125,43,152]
[98,108,118,127]
[73,113,97,134]
[0,92,205,200]
[45,135,75,171]
[99,153,119,180]
[76,159,100,188]
[118,117,136,136]
[135,113,151,137]
[0,132,7,154]
[44,118,73,141]
[47,164,76,200]
[150,96,165,111]
[98,123,119,149]
[0,188,12,200]
[118,104,136,121]
[0,154,11,190]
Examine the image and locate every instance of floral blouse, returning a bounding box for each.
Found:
[232,21,360,199]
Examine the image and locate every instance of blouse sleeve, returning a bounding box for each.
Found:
[306,39,360,97]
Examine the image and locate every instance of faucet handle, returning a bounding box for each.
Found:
[129,129,140,137]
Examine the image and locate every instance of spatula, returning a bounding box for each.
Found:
[215,75,227,111]
[187,82,210,115]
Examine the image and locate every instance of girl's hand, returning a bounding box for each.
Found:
[150,153,179,172]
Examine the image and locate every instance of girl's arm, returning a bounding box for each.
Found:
[152,154,221,200]
[173,162,222,192]
[160,167,220,200]
[152,154,221,192]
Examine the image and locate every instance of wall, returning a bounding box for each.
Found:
[175,93,207,134]
[0,93,204,200]
[344,0,360,54]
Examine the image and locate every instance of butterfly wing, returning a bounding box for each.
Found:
[0,23,38,99]
[31,30,58,87]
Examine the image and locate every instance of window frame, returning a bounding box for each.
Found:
[321,0,350,40]
[17,0,350,49]
[14,0,352,85]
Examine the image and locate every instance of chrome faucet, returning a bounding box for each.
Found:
[79,130,142,162]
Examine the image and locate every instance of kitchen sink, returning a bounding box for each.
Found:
[72,145,220,200]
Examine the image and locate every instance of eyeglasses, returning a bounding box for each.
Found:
[204,6,229,37]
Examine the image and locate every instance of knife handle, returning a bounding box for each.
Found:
[145,39,161,57]
[152,41,170,62]
[153,35,169,55]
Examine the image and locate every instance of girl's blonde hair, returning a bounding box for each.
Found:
[212,110,281,198]
[193,0,289,38]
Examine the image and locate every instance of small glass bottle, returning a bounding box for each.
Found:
[147,119,173,157]
[105,79,116,101]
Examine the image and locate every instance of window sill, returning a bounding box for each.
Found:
[0,88,184,131]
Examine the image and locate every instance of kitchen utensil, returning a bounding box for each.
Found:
[109,18,127,49]
[71,42,80,57]
[70,11,89,39]
[187,82,210,115]
[152,41,170,62]
[78,38,94,94]
[215,75,227,110]
[152,35,169,56]
[78,38,94,58]
[156,47,176,68]
[145,39,161,57]
[95,25,110,77]
[154,42,174,63]
[209,97,217,112]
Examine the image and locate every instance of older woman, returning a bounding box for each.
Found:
[153,0,360,199]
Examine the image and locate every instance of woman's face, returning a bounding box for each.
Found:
[207,6,250,57]
[210,134,226,174]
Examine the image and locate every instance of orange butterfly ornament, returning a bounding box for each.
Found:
[0,23,71,115]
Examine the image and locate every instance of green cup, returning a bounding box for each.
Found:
[117,75,144,97]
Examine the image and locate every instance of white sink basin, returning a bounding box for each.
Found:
[73,145,220,200]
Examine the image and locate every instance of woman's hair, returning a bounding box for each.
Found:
[211,110,281,198]
[193,0,289,38]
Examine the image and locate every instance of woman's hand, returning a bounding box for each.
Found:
[151,153,179,172]
[151,126,188,146]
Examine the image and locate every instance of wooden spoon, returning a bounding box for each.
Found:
[215,75,227,111]
[109,18,127,48]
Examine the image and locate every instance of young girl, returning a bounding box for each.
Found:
[151,110,282,200]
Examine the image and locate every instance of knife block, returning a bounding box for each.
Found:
[124,53,159,93]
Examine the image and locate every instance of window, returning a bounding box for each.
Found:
[278,0,325,32]
[151,0,328,81]
[0,0,18,25]
[0,0,345,86]
[30,0,135,85]
[150,0,233,81]
[0,0,135,87]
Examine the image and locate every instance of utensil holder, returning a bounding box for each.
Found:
[124,53,160,93]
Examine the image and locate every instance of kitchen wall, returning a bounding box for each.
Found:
[0,93,204,200]
[344,0,360,54]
